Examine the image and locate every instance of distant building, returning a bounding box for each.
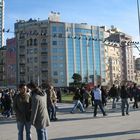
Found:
[106,27,135,82]
[0,46,6,86]
[135,58,140,70]
[6,38,16,87]
[0,0,4,48]
[15,16,106,87]
[104,42,121,86]
[135,58,140,84]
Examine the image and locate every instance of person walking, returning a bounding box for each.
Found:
[93,85,106,117]
[13,83,32,140]
[29,82,50,140]
[132,83,139,109]
[46,84,58,121]
[108,84,118,109]
[120,85,129,116]
[70,87,85,113]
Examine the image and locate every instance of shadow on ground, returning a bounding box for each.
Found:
[56,114,122,122]
[0,118,16,125]
[51,129,140,140]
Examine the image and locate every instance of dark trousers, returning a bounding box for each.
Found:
[94,100,106,116]
[133,97,138,108]
[48,104,56,120]
[121,98,129,115]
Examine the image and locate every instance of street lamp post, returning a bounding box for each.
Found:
[137,0,140,39]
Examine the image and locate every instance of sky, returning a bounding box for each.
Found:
[4,0,140,57]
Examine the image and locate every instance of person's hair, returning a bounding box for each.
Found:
[18,83,26,89]
[27,82,38,89]
[134,83,137,87]
[97,85,100,88]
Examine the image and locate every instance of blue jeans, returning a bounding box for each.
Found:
[121,98,129,115]
[112,97,116,108]
[71,100,85,113]
[17,121,31,140]
[94,100,106,116]
[36,128,48,140]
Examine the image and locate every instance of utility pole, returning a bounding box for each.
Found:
[137,0,140,39]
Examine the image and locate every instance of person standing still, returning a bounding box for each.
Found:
[13,83,32,140]
[29,83,50,140]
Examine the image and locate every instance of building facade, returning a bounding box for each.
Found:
[0,0,4,48]
[6,38,16,87]
[15,18,106,87]
[107,27,135,83]
[0,46,6,86]
[135,58,140,70]
[135,58,140,84]
[104,43,121,86]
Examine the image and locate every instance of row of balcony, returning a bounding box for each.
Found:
[19,69,48,73]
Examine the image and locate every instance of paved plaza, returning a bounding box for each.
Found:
[1,101,140,140]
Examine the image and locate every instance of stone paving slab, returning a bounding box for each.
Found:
[0,102,140,140]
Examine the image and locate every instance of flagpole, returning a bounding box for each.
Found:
[137,0,140,39]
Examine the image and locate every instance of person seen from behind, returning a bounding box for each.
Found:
[93,85,107,117]
[29,82,50,140]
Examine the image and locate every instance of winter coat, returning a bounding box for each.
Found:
[13,93,31,122]
[120,86,128,99]
[31,88,50,129]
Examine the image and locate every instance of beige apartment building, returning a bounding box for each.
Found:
[104,43,121,86]
[135,58,140,84]
[15,19,50,86]
[106,27,135,84]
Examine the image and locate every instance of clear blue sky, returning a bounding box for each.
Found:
[5,0,140,56]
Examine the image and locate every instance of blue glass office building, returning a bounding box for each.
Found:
[50,22,105,86]
[65,23,105,85]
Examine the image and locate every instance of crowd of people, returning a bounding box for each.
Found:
[70,83,140,117]
[0,82,140,140]
[0,82,61,140]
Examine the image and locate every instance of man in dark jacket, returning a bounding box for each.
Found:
[132,83,139,109]
[108,84,118,109]
[13,83,32,140]
[120,85,129,116]
[29,82,50,140]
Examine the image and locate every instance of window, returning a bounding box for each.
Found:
[53,48,57,53]
[60,64,64,68]
[60,71,64,76]
[29,57,33,63]
[34,39,38,46]
[53,71,58,76]
[53,79,58,83]
[34,48,38,54]
[52,56,57,60]
[34,57,38,63]
[27,40,29,46]
[52,63,58,68]
[30,38,33,46]
[52,26,57,32]
[41,39,47,45]
[58,33,63,38]
[27,49,34,54]
[59,56,64,60]
[52,41,57,45]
